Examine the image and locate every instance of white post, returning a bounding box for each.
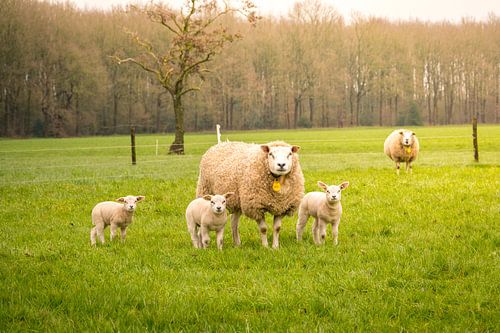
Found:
[216,124,221,144]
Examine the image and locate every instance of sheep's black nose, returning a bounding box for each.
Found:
[277,163,286,168]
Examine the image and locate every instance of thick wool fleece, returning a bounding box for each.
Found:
[384,129,420,163]
[196,141,305,221]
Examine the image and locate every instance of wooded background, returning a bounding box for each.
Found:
[1,0,499,137]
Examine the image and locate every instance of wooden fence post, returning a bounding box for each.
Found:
[131,126,136,165]
[472,116,478,162]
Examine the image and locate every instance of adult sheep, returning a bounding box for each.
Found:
[196,141,304,249]
[384,129,420,174]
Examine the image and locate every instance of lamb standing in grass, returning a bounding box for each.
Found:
[196,141,304,249]
[185,193,234,250]
[384,129,420,174]
[296,181,349,245]
[90,195,145,246]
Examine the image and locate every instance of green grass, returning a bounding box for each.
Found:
[0,125,499,332]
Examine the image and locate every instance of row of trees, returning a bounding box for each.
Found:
[1,0,499,139]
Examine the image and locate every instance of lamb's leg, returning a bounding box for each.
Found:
[312,218,320,244]
[318,220,327,245]
[96,223,105,244]
[215,227,224,250]
[200,225,210,249]
[257,218,269,248]
[187,220,200,248]
[296,210,309,241]
[332,221,340,245]
[90,227,97,246]
[110,223,118,242]
[272,215,282,249]
[231,211,242,246]
[120,226,127,242]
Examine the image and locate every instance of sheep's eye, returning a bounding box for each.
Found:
[222,200,226,204]
[211,201,215,205]
[269,153,274,158]
[326,191,330,194]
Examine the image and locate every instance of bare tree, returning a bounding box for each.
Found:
[112,0,257,154]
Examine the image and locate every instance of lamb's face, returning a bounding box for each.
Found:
[203,193,234,215]
[261,145,300,176]
[117,195,145,212]
[399,130,416,146]
[318,181,349,203]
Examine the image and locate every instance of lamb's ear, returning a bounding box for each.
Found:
[224,192,235,199]
[202,195,212,201]
[260,145,270,153]
[116,197,126,203]
[398,130,404,135]
[339,181,350,190]
[317,181,328,191]
[412,132,416,136]
[291,145,300,153]
[136,196,145,202]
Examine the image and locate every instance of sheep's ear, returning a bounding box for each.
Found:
[260,145,270,153]
[136,196,145,202]
[116,197,126,203]
[202,195,212,201]
[224,192,235,199]
[339,181,350,190]
[317,181,328,191]
[291,145,300,153]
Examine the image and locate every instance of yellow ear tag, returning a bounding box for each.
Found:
[405,147,412,154]
[272,179,281,192]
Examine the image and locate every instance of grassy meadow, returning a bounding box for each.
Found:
[0,125,499,332]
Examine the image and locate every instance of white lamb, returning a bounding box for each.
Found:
[90,195,145,246]
[296,181,349,245]
[186,193,234,250]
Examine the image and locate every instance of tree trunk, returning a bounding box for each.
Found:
[113,92,118,134]
[169,94,184,154]
[309,96,314,124]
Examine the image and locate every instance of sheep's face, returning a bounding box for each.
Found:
[203,192,234,215]
[399,130,416,146]
[116,195,145,212]
[318,181,349,203]
[261,145,300,176]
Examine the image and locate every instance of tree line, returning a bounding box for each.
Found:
[1,0,499,138]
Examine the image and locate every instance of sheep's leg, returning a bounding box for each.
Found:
[231,211,242,246]
[272,215,282,249]
[318,220,327,245]
[187,221,200,248]
[408,161,413,174]
[110,223,118,242]
[332,221,340,245]
[395,161,400,175]
[312,218,320,244]
[90,227,97,246]
[296,211,308,241]
[257,219,269,248]
[200,225,210,249]
[215,227,224,250]
[96,224,105,244]
[120,226,127,243]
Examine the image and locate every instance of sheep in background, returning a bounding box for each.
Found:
[185,192,234,250]
[90,195,145,246]
[384,129,420,174]
[296,181,349,245]
[197,141,304,249]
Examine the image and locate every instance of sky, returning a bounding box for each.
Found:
[67,0,500,23]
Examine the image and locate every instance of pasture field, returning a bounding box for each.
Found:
[0,125,499,332]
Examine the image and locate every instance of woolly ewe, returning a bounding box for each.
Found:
[196,141,304,249]
[90,195,145,246]
[296,181,349,245]
[185,193,234,250]
[384,129,420,174]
